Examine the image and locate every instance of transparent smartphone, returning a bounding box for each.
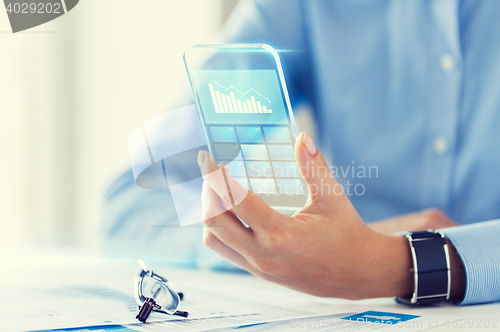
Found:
[184,44,307,212]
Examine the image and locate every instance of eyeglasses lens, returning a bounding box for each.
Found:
[141,275,180,313]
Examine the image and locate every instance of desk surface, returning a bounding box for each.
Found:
[1,245,499,331]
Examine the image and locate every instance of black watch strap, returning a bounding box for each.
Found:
[396,230,451,305]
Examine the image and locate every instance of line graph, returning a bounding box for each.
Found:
[212,81,272,104]
[209,81,273,114]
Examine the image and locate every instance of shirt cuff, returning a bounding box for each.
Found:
[440,219,500,305]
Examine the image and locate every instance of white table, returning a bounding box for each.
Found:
[1,246,499,331]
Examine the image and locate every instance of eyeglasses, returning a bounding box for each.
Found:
[134,259,188,323]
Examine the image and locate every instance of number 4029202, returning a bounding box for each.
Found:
[6,2,62,14]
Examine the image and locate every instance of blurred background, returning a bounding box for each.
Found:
[0,0,240,250]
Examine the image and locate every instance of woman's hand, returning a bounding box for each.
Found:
[197,132,413,300]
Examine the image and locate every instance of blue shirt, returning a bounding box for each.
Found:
[100,0,500,305]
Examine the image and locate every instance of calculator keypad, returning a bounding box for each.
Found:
[224,160,247,177]
[263,127,292,143]
[267,145,294,161]
[272,162,301,178]
[250,178,277,194]
[245,161,273,177]
[236,127,265,143]
[241,144,268,160]
[210,127,238,143]
[209,125,304,195]
[214,143,242,160]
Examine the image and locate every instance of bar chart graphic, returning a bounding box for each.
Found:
[194,69,288,125]
[208,81,273,114]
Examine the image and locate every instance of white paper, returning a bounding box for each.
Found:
[128,308,454,332]
[0,285,262,332]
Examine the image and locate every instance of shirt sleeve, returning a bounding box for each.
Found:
[440,219,500,305]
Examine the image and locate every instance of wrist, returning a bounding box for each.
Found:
[360,231,413,298]
[359,232,465,301]
[382,234,414,298]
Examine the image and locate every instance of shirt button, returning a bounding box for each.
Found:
[433,136,449,155]
[440,54,455,73]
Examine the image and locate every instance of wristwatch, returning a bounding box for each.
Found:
[396,230,451,305]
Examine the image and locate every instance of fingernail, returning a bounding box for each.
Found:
[197,150,206,168]
[302,132,317,156]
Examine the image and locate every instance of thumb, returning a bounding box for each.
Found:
[294,132,342,204]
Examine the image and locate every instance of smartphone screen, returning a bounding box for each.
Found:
[184,44,307,211]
